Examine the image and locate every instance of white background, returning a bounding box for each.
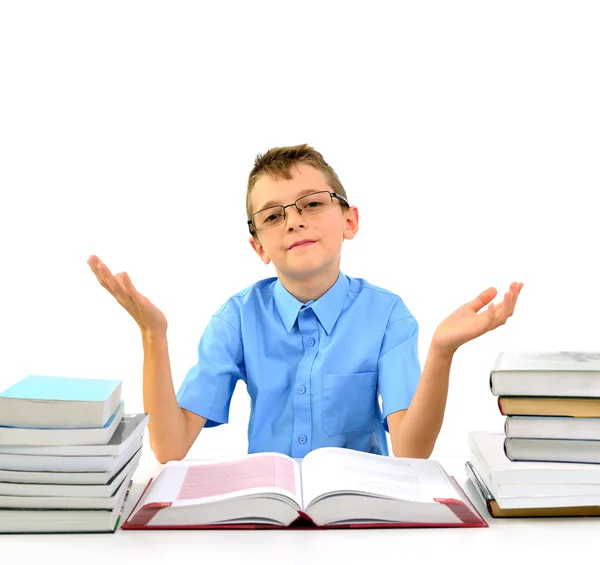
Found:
[1,1,598,460]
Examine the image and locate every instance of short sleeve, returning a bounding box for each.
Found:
[377,302,421,433]
[176,314,246,428]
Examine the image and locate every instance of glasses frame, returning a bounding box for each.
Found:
[247,190,350,233]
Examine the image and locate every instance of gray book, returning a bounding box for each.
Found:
[505,415,600,440]
[0,413,148,457]
[505,436,600,465]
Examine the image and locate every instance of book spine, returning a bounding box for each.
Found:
[122,501,172,528]
[433,498,487,525]
[489,352,503,396]
[498,397,505,415]
[503,437,512,460]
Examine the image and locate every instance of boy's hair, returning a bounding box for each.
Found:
[246,144,349,235]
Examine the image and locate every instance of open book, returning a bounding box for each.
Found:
[122,447,486,529]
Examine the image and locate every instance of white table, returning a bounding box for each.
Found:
[2,454,598,565]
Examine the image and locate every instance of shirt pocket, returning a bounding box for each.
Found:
[321,371,377,437]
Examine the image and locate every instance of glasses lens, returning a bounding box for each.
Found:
[255,206,284,230]
[297,192,332,215]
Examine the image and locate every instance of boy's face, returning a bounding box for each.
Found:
[249,163,359,282]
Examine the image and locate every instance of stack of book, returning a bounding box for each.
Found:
[0,375,148,533]
[466,430,600,518]
[466,351,600,518]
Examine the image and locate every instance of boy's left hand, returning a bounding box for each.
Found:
[431,281,524,357]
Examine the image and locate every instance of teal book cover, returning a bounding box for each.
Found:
[1,375,122,402]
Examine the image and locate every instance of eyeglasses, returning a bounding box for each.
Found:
[248,190,350,232]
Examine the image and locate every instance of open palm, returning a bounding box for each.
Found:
[87,255,168,334]
[432,282,524,356]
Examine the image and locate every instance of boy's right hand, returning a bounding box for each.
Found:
[87,255,168,335]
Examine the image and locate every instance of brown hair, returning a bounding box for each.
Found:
[246,144,349,235]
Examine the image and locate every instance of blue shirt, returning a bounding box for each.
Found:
[176,272,421,457]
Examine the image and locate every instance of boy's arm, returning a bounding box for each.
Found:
[388,282,523,458]
[387,344,452,459]
[86,256,206,464]
[142,331,207,463]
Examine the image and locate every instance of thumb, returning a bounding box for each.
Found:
[121,272,137,293]
[115,272,137,296]
[469,287,497,312]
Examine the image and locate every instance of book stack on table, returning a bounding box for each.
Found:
[466,351,600,518]
[0,375,148,533]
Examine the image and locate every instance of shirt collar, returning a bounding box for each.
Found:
[274,272,349,335]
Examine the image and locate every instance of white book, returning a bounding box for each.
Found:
[505,415,600,441]
[0,447,142,497]
[489,351,600,397]
[505,437,600,464]
[469,452,600,505]
[0,435,143,472]
[0,401,124,446]
[0,413,148,456]
[468,430,600,484]
[0,468,136,510]
[0,445,143,486]
[0,375,122,428]
[0,476,133,533]
[465,460,600,516]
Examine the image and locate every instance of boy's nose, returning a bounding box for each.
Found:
[284,206,306,230]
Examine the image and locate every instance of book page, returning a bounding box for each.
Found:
[137,452,303,511]
[300,447,460,509]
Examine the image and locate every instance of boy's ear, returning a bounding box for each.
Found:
[343,206,359,241]
[249,236,271,265]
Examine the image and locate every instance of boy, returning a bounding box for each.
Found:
[87,144,523,463]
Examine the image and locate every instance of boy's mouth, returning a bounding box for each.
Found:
[288,239,316,250]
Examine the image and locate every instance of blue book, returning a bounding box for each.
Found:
[0,375,123,429]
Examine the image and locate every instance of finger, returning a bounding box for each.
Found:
[515,282,524,303]
[95,262,116,291]
[485,282,522,328]
[511,281,523,296]
[94,261,128,300]
[487,301,496,322]
[484,295,507,327]
[114,272,137,298]
[507,282,522,315]
[515,283,523,306]
[87,255,100,274]
[121,272,136,292]
[497,289,517,322]
[87,257,113,292]
[506,290,515,317]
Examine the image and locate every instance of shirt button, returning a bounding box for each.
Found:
[298,435,307,444]
[298,385,306,394]
[307,338,315,346]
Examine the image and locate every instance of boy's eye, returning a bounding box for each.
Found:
[303,200,322,209]
[263,213,282,223]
